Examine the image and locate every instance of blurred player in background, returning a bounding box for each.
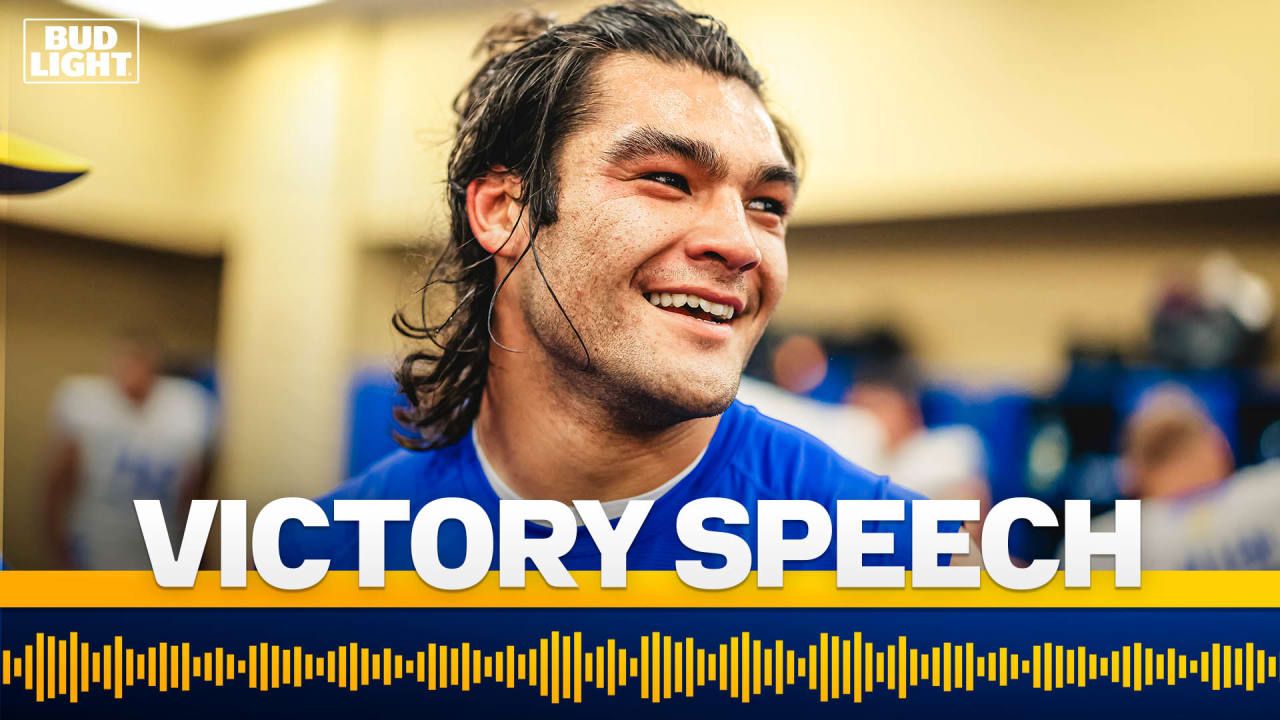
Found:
[848,358,990,511]
[736,333,886,465]
[43,331,216,569]
[1078,385,1280,570]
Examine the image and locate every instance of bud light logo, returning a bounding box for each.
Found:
[24,18,139,84]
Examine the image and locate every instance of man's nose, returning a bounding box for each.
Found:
[684,192,763,273]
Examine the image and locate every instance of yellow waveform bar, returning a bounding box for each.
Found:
[5,632,1280,704]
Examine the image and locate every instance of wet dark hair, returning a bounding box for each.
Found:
[392,0,799,450]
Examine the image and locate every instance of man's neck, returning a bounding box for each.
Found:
[473,351,720,505]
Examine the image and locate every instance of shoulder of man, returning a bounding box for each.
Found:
[153,375,211,401]
[49,375,113,431]
[725,399,902,504]
[728,403,947,570]
[277,440,478,567]
[323,440,476,507]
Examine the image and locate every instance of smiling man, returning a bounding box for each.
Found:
[280,0,959,575]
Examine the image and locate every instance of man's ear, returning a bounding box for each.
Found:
[466,169,528,259]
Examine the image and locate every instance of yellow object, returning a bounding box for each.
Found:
[0,130,90,193]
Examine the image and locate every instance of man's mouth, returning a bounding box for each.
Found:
[645,292,736,324]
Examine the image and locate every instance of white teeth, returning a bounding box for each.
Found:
[645,290,736,320]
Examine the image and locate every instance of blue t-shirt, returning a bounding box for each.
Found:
[280,400,953,572]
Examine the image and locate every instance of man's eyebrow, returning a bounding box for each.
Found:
[601,126,730,181]
[751,163,799,194]
[602,126,799,195]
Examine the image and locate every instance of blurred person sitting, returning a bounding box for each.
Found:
[1083,385,1280,570]
[736,333,886,465]
[847,359,990,511]
[43,331,217,569]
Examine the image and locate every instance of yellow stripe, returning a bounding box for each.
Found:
[884,645,894,692]
[718,644,728,691]
[460,643,470,693]
[80,642,89,693]
[819,633,828,701]
[0,131,91,173]
[1247,644,1255,691]
[851,636,860,701]
[608,640,617,694]
[575,632,584,702]
[0,571,1277,607]
[639,635,647,699]
[36,633,45,702]
[662,633,671,700]
[58,639,67,698]
[966,642,975,691]
[865,642,874,692]
[263,642,273,692]
[685,639,694,696]
[808,644,818,691]
[48,637,58,699]
[825,636,835,698]
[450,646,459,692]
[844,640,853,696]
[730,636,740,698]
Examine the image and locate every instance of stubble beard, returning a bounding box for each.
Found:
[520,275,742,433]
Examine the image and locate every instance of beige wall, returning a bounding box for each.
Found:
[776,200,1280,386]
[712,0,1280,223]
[357,0,1280,238]
[4,0,1280,248]
[205,20,371,508]
[2,226,222,568]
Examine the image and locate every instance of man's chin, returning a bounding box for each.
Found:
[613,376,739,430]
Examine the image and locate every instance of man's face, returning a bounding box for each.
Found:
[847,384,920,451]
[111,342,158,404]
[517,54,795,426]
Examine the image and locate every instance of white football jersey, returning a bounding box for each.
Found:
[1076,460,1280,570]
[736,376,887,470]
[51,376,216,569]
[869,426,987,500]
